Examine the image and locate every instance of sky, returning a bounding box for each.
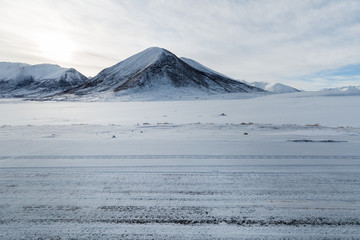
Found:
[0,0,360,90]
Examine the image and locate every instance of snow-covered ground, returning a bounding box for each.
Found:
[1,91,360,127]
[1,164,359,239]
[1,92,360,239]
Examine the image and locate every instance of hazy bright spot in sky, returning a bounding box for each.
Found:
[35,34,74,62]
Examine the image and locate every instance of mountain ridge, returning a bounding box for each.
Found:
[64,47,264,98]
[1,47,267,100]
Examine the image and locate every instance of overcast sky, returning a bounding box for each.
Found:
[1,0,360,90]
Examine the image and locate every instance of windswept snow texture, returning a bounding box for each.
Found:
[250,81,300,94]
[63,47,263,100]
[0,62,88,97]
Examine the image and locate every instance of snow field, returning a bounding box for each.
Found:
[0,92,360,127]
[0,92,360,239]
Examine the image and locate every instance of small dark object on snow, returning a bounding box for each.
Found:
[220,113,226,116]
[112,135,116,138]
[244,132,248,135]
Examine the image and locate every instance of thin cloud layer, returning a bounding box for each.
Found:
[0,0,359,89]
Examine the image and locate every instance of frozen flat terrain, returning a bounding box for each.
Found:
[1,164,359,239]
[1,92,360,239]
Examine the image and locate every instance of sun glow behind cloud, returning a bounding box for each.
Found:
[34,34,75,62]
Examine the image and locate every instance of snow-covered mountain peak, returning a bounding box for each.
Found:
[140,47,173,57]
[103,47,175,77]
[126,47,174,64]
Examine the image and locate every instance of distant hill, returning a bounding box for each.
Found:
[248,81,300,94]
[321,85,360,93]
[0,62,88,97]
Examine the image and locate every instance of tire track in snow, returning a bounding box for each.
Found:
[1,166,359,239]
[1,154,360,160]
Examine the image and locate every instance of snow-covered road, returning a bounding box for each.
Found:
[1,161,359,239]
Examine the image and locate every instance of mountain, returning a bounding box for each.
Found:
[0,62,88,97]
[64,47,264,99]
[248,81,300,94]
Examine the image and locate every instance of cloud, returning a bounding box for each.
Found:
[0,0,359,89]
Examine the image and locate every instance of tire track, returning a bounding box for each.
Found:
[1,154,360,160]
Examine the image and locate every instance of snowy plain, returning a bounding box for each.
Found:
[1,91,360,239]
